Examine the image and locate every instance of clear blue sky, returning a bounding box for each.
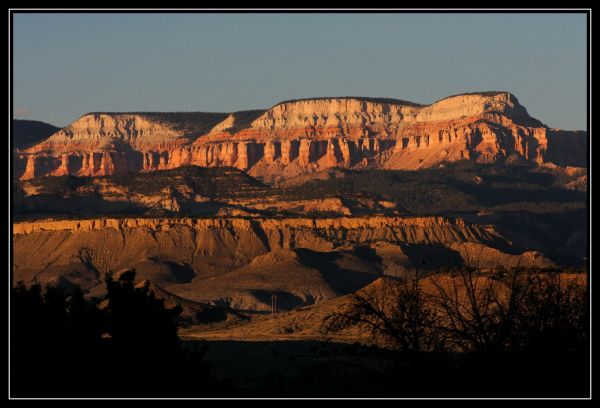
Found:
[13,12,587,130]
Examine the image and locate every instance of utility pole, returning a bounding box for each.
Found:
[271,294,277,314]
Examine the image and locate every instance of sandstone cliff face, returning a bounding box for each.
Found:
[249,92,540,138]
[13,216,510,277]
[26,114,189,153]
[15,92,587,181]
[12,216,498,243]
[12,215,554,308]
[382,116,581,170]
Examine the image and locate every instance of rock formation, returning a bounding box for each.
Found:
[12,215,499,242]
[14,92,587,181]
[13,215,553,305]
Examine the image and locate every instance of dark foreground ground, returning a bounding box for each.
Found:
[186,340,590,398]
[11,272,589,398]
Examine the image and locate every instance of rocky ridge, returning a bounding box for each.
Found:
[13,214,555,311]
[14,92,587,182]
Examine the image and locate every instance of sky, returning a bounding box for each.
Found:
[12,12,588,130]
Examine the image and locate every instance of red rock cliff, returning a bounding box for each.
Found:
[15,92,587,181]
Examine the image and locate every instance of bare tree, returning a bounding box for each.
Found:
[324,272,443,352]
[427,266,525,352]
[324,258,588,355]
[513,272,588,352]
[428,264,588,353]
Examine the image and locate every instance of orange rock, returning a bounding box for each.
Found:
[14,92,587,180]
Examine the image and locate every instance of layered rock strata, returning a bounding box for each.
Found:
[12,216,496,242]
[15,92,587,180]
[12,216,554,299]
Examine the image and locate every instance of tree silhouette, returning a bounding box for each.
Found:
[324,273,443,352]
[103,270,183,395]
[325,267,588,354]
[10,270,225,398]
[322,267,588,397]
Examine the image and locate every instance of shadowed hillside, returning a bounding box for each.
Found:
[12,119,60,149]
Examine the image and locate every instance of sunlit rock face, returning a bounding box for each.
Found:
[15,92,587,181]
[12,214,556,298]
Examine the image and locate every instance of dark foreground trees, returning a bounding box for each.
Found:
[11,266,590,398]
[10,271,227,398]
[324,267,590,397]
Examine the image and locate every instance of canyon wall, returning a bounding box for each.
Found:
[12,215,554,298]
[12,216,500,244]
[14,92,587,181]
[11,216,508,274]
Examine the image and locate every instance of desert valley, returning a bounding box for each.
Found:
[13,90,588,294]
[10,10,593,399]
[11,91,589,397]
